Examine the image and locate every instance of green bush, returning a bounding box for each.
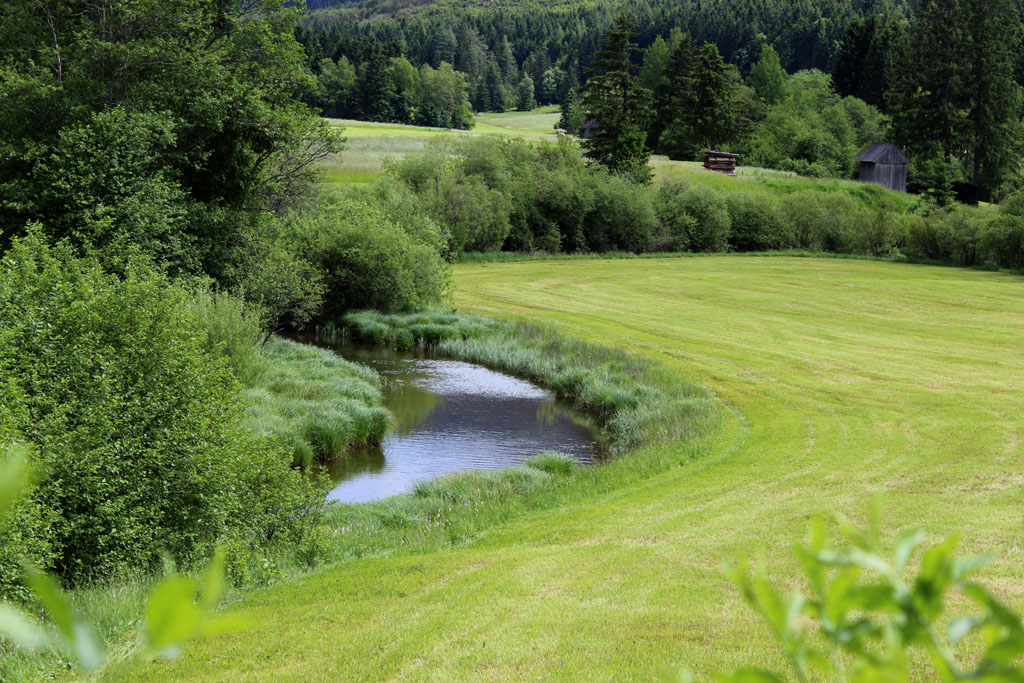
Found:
[186,286,268,385]
[783,190,866,253]
[980,213,1024,269]
[585,173,659,252]
[726,192,795,251]
[0,232,319,589]
[655,182,731,252]
[288,195,450,319]
[906,206,989,266]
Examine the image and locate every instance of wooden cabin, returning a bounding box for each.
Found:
[855,143,909,192]
[704,150,739,176]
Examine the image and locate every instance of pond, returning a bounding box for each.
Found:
[309,342,606,504]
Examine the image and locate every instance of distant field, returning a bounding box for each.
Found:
[321,107,560,183]
[113,256,1024,680]
[320,109,915,211]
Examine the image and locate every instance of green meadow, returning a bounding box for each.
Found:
[320,107,561,183]
[108,255,1024,680]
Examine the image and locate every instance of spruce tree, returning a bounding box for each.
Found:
[964,0,1023,194]
[651,32,696,151]
[579,15,653,184]
[892,0,1023,198]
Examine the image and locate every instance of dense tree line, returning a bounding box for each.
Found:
[294,0,902,124]
[389,135,1024,269]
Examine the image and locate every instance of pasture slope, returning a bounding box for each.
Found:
[111,256,1024,680]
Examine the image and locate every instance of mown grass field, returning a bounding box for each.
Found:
[109,255,1024,681]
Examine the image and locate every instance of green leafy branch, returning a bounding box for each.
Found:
[709,504,1024,682]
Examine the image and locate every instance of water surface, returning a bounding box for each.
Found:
[311,343,604,503]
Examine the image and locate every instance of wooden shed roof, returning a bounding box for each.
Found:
[855,143,909,165]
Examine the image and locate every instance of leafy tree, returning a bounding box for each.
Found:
[579,15,653,184]
[638,35,671,92]
[0,0,338,274]
[516,75,537,111]
[748,44,789,105]
[540,67,569,105]
[417,62,475,129]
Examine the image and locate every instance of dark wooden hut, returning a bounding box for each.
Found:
[704,150,739,176]
[855,143,909,192]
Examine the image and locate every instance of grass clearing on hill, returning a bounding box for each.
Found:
[105,256,1024,680]
[321,109,560,183]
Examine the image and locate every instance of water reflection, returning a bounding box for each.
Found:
[304,340,606,504]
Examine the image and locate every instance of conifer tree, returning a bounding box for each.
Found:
[578,15,653,184]
[892,0,1023,197]
[651,32,696,150]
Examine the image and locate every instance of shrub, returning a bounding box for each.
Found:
[980,213,1024,269]
[860,202,908,256]
[585,174,659,252]
[783,190,865,253]
[288,196,450,319]
[905,206,989,265]
[726,192,794,251]
[186,286,268,385]
[654,182,731,252]
[0,232,319,589]
[427,173,512,253]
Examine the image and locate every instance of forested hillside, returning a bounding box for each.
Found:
[301,0,910,75]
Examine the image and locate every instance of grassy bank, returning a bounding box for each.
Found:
[105,255,1024,680]
[104,307,720,680]
[241,337,390,467]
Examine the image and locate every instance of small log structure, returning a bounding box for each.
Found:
[704,150,739,176]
